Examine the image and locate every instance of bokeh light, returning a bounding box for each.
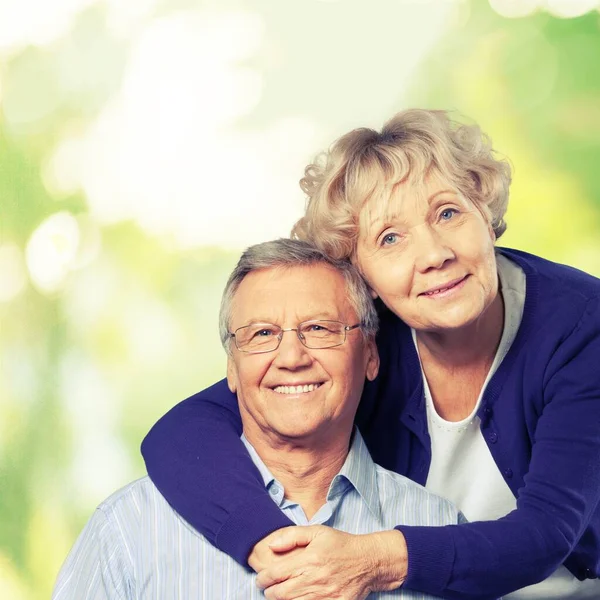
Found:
[488,0,539,18]
[0,244,27,302]
[489,0,600,18]
[0,0,95,55]
[545,0,600,18]
[25,212,81,294]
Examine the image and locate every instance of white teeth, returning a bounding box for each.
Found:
[273,383,321,395]
[426,284,451,295]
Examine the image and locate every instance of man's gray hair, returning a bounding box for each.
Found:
[219,238,378,352]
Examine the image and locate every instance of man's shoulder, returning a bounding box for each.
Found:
[97,476,154,509]
[95,476,174,527]
[373,464,460,527]
[93,476,218,550]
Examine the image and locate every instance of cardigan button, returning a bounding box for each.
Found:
[488,432,498,444]
[503,468,513,478]
[483,406,492,416]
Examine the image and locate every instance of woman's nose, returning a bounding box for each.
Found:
[412,224,455,272]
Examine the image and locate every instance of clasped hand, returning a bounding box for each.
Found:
[248,526,408,600]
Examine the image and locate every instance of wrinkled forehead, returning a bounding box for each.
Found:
[231,263,353,325]
[357,169,459,232]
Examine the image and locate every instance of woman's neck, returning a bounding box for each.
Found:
[416,289,505,370]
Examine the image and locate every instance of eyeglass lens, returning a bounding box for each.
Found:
[235,320,347,352]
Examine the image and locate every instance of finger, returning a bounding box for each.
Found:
[256,558,307,590]
[262,575,313,600]
[268,525,320,553]
[263,575,337,600]
[256,566,288,590]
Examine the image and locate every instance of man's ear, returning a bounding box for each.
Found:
[365,337,380,381]
[226,356,238,394]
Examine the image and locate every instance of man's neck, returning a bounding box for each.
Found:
[244,429,351,520]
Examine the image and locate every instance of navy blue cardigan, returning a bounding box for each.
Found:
[142,248,600,599]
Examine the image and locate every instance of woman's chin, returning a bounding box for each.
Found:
[410,305,486,333]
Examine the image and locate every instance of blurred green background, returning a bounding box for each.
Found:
[1,0,599,597]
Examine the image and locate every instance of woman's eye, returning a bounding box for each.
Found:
[381,233,398,246]
[440,208,457,221]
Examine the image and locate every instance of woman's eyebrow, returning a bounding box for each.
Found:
[367,211,408,232]
[427,189,457,203]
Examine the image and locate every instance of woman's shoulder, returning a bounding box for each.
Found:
[499,247,600,300]
[499,247,600,328]
[499,248,600,364]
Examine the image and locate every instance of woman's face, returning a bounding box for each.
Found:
[355,173,499,333]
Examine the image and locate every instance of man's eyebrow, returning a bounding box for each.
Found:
[232,319,278,329]
[234,313,343,327]
[301,312,341,321]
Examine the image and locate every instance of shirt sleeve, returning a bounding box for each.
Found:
[141,378,293,565]
[397,295,600,599]
[52,508,134,600]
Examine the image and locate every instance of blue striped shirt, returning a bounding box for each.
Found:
[53,431,462,599]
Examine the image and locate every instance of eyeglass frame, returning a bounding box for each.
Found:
[228,319,363,354]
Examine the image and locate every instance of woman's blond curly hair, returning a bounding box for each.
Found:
[292,109,512,261]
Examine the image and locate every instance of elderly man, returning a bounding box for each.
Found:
[53,239,461,599]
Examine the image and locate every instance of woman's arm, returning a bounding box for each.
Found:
[396,295,600,598]
[252,297,600,600]
[141,378,293,564]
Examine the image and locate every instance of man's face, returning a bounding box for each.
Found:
[226,263,379,445]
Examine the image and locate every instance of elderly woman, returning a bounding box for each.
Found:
[141,110,600,599]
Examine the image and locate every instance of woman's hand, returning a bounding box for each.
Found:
[249,526,408,600]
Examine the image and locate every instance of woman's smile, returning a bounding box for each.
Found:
[419,275,469,298]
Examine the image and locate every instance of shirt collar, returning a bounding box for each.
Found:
[241,434,277,489]
[241,428,382,521]
[329,429,382,521]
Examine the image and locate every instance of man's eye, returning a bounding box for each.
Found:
[254,329,274,337]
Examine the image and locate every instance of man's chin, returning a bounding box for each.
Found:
[266,419,331,445]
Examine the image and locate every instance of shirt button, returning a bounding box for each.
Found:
[270,485,280,496]
[504,468,513,478]
[488,432,498,444]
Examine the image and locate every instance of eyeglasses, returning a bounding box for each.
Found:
[229,320,362,354]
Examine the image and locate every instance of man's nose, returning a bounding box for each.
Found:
[272,330,313,369]
[412,224,455,273]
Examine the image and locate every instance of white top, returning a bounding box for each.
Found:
[414,253,600,599]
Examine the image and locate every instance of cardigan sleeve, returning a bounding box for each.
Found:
[141,378,293,565]
[397,295,600,599]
